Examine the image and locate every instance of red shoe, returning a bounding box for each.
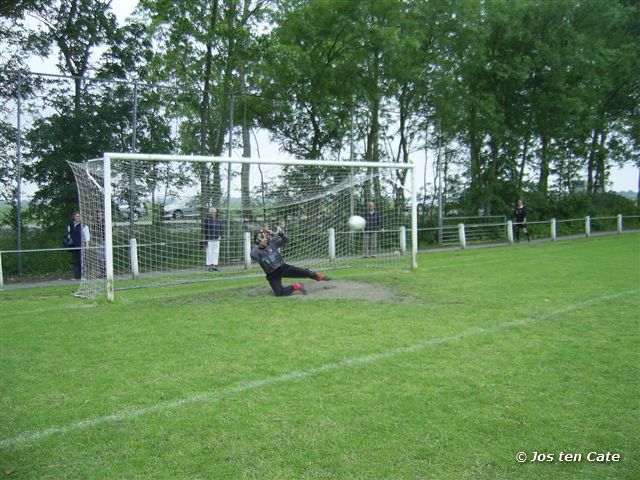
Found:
[293,283,307,294]
[315,274,331,281]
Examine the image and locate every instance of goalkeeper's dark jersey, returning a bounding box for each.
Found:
[514,205,527,223]
[250,233,288,275]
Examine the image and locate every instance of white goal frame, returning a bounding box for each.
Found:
[99,152,418,301]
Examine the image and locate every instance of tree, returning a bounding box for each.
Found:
[140,0,270,217]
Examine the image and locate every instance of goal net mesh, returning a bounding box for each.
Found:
[69,157,413,298]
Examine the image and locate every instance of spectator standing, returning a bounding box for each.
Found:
[66,211,90,279]
[203,207,221,271]
[363,201,384,257]
[513,198,531,242]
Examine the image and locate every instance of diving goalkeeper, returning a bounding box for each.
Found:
[250,221,331,296]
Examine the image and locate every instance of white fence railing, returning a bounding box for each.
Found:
[1,214,639,288]
[415,214,639,250]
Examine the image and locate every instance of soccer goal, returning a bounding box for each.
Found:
[69,153,418,300]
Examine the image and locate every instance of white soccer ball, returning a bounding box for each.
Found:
[348,215,366,231]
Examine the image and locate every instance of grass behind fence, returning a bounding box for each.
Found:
[1,233,639,479]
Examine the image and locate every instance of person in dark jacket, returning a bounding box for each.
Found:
[250,221,331,296]
[66,211,90,279]
[363,201,384,257]
[202,207,221,271]
[513,198,530,242]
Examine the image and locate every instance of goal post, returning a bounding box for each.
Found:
[70,153,417,300]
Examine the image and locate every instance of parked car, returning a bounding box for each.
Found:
[115,201,147,222]
[162,198,200,219]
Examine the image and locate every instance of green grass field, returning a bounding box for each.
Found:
[1,234,639,479]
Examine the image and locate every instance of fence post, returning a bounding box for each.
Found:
[328,228,336,260]
[0,252,3,289]
[458,223,467,250]
[399,226,407,255]
[617,214,623,234]
[507,220,514,244]
[244,232,252,268]
[551,218,557,241]
[130,238,139,278]
[585,216,591,237]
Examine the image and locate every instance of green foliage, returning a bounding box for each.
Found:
[0,224,74,279]
[3,0,638,237]
[522,191,639,221]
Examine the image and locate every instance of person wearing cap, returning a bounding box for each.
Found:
[202,207,221,271]
[250,220,331,296]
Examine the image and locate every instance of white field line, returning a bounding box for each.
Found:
[2,288,638,449]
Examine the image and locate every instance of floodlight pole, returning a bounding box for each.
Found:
[437,127,443,245]
[129,80,138,234]
[411,164,418,269]
[349,105,355,216]
[16,72,23,276]
[226,93,234,257]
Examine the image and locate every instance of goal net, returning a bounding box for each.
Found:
[69,154,417,300]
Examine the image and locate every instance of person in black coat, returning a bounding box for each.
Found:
[202,207,221,271]
[513,199,530,242]
[363,201,384,257]
[66,211,90,279]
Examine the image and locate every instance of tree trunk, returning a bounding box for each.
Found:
[593,130,607,193]
[517,131,530,196]
[468,103,482,213]
[395,86,409,215]
[538,134,550,194]
[637,168,639,207]
[239,1,252,220]
[587,128,598,194]
[240,89,252,218]
[486,135,500,215]
[200,42,213,208]
[364,52,382,202]
[199,1,219,208]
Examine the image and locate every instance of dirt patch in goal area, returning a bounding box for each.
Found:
[247,279,402,302]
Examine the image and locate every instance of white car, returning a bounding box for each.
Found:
[162,199,200,219]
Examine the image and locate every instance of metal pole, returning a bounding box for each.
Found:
[349,105,356,254]
[437,129,443,246]
[411,166,418,269]
[349,106,355,216]
[226,93,234,257]
[16,72,23,276]
[129,80,138,233]
[132,80,138,151]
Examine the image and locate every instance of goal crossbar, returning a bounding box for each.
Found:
[105,152,415,170]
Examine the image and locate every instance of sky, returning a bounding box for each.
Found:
[23,0,640,193]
